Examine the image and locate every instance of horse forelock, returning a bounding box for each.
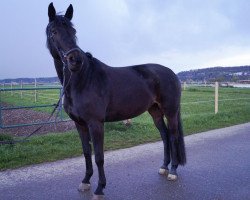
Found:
[46,15,77,39]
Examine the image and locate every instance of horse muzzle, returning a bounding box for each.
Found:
[63,48,84,72]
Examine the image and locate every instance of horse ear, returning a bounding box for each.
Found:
[65,4,73,20]
[48,2,56,22]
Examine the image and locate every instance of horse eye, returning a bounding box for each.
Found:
[51,29,57,35]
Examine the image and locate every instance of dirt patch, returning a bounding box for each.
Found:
[0,104,75,137]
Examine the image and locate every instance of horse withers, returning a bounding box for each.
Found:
[46,3,186,199]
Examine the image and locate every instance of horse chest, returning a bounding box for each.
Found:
[63,95,85,121]
[63,93,101,123]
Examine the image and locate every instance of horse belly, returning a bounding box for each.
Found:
[105,88,154,122]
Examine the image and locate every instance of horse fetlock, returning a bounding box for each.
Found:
[167,173,178,181]
[92,194,104,200]
[94,183,105,196]
[85,171,93,179]
[78,182,91,192]
[158,167,169,175]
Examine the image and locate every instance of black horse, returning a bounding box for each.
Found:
[47,3,186,199]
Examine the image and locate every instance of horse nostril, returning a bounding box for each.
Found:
[68,56,77,65]
[69,56,74,62]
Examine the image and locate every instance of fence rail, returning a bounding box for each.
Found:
[0,86,70,129]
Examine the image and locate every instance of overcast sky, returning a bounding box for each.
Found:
[1,0,250,79]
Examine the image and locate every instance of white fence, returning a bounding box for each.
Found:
[1,79,61,102]
[182,81,250,114]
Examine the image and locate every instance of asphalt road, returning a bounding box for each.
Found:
[0,123,250,200]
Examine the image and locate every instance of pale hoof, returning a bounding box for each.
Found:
[158,168,168,175]
[167,173,178,181]
[78,182,91,192]
[92,194,104,200]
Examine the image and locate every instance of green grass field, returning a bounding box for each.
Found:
[0,86,250,170]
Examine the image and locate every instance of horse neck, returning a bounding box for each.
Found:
[72,56,92,87]
[54,54,101,95]
[53,58,64,85]
[64,54,93,94]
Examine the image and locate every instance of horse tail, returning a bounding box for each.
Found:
[177,110,186,165]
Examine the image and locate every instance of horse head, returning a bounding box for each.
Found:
[46,3,84,72]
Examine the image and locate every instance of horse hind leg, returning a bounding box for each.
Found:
[148,104,171,176]
[165,111,186,181]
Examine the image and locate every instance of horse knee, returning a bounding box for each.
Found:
[84,151,92,159]
[95,153,104,166]
[170,134,178,143]
[160,131,168,142]
[167,113,179,133]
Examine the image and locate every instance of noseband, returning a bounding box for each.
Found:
[58,47,83,65]
[61,47,83,60]
[60,47,82,90]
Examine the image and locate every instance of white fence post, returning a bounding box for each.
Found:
[34,78,37,102]
[11,82,13,96]
[215,82,219,114]
[183,82,187,90]
[1,83,5,94]
[20,81,23,99]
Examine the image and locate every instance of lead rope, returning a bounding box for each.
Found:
[0,63,72,145]
[54,63,72,123]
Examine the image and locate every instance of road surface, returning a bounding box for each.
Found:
[0,123,249,200]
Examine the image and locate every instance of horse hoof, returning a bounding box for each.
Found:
[158,168,168,175]
[167,173,178,181]
[78,183,91,192]
[92,194,104,200]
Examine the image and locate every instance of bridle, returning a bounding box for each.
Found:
[58,47,83,66]
[47,21,83,66]
[48,29,83,90]
[60,47,84,93]
[62,47,82,59]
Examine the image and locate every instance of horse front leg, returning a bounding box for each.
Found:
[75,123,93,192]
[88,121,106,200]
